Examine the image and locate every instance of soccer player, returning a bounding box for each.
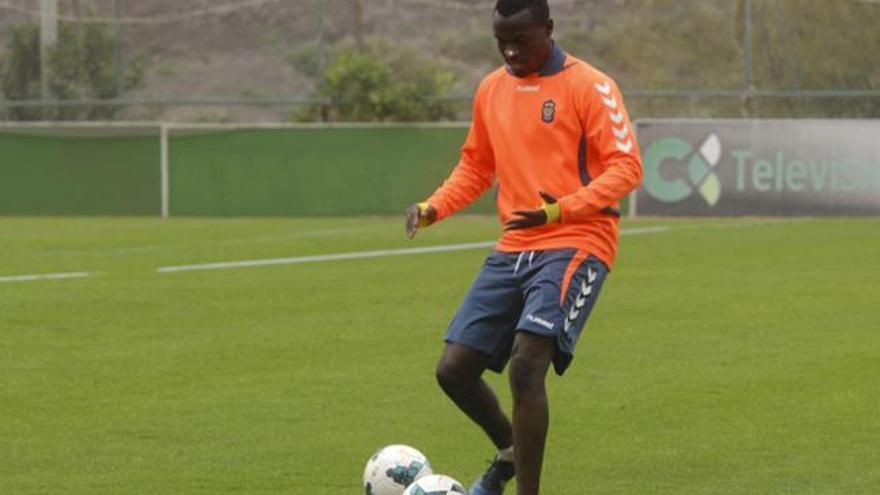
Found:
[405,1,643,494]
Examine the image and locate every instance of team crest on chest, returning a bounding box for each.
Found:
[541,100,556,123]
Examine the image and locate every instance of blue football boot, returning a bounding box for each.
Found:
[469,455,516,495]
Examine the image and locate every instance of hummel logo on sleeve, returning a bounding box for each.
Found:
[616,139,633,153]
[594,80,633,154]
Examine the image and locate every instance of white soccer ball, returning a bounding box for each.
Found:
[363,444,433,495]
[402,474,468,495]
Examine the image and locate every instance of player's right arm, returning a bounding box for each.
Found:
[406,85,496,238]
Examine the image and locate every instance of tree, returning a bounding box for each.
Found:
[0,21,144,121]
[1,24,42,120]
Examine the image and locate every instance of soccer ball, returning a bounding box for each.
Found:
[402,474,467,495]
[363,444,433,495]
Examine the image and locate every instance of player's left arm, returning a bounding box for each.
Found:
[557,78,643,222]
[505,77,643,231]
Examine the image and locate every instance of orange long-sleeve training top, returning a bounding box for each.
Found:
[425,45,643,269]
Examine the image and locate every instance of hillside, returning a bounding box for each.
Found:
[1,0,879,121]
[0,0,624,120]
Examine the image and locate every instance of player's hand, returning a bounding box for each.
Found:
[504,191,561,231]
[405,202,437,239]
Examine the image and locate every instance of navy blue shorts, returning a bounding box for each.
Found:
[444,249,608,376]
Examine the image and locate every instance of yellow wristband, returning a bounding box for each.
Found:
[542,201,561,223]
[417,202,432,227]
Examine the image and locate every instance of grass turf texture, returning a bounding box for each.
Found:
[1,216,878,494]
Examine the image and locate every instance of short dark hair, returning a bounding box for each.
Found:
[494,0,550,22]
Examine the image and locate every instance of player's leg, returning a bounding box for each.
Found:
[438,251,522,449]
[507,250,609,495]
[436,343,513,450]
[507,331,555,495]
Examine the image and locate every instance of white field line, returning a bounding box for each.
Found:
[618,226,671,236]
[0,271,93,283]
[157,226,672,274]
[157,241,497,273]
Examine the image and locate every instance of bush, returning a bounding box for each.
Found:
[294,37,456,122]
[0,21,144,121]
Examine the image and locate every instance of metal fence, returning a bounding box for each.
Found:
[1,0,879,122]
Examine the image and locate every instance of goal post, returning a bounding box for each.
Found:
[160,123,169,218]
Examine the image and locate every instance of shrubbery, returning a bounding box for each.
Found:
[293,37,456,122]
[0,21,143,121]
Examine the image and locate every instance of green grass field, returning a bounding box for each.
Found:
[1,216,878,494]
